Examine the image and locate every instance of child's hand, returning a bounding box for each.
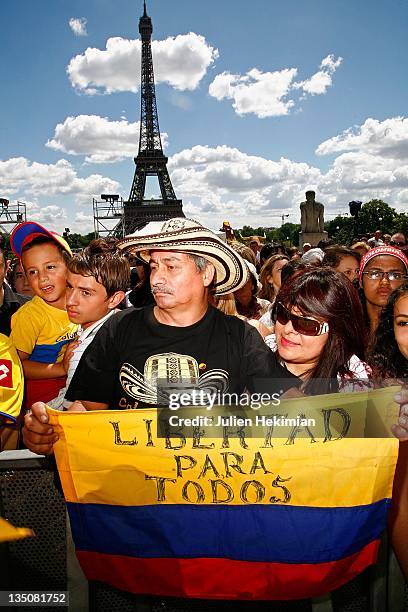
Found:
[62,340,80,373]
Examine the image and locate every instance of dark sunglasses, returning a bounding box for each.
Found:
[273,302,329,336]
[390,240,406,247]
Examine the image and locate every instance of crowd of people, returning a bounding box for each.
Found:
[0,218,407,597]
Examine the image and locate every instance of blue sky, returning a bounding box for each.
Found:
[1,0,407,234]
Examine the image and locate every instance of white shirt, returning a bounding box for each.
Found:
[48,310,116,410]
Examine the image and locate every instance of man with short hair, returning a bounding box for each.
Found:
[373,229,384,246]
[23,218,300,453]
[391,232,406,249]
[0,247,29,336]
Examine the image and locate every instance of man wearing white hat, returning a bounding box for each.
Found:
[23,218,300,452]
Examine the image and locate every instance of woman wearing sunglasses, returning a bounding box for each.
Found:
[359,246,408,337]
[267,268,369,395]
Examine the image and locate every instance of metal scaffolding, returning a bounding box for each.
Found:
[92,195,124,239]
[0,199,26,235]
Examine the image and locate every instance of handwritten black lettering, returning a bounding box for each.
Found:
[192,426,215,450]
[182,480,205,503]
[143,419,154,447]
[198,454,220,479]
[145,475,176,502]
[110,421,137,446]
[249,451,271,475]
[322,408,351,442]
[221,452,246,477]
[221,426,248,449]
[285,413,316,445]
[210,479,234,504]
[240,480,265,503]
[175,455,197,478]
[270,475,292,504]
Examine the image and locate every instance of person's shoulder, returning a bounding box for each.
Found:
[102,306,144,332]
[0,331,13,354]
[213,308,246,332]
[15,293,31,306]
[3,283,30,306]
[12,295,40,318]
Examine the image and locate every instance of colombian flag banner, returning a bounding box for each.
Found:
[48,387,400,600]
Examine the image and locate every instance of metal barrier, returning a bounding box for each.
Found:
[0,450,406,612]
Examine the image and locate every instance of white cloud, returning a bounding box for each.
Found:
[294,54,343,95]
[208,55,342,118]
[208,68,297,118]
[168,145,321,227]
[69,17,88,37]
[46,114,168,163]
[0,157,120,205]
[316,116,408,158]
[67,33,218,94]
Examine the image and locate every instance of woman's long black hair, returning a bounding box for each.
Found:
[273,268,367,395]
[368,284,408,380]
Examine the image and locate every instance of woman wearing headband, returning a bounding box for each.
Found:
[266,268,369,395]
[359,246,408,337]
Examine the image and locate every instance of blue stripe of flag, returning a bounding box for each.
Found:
[67,499,390,564]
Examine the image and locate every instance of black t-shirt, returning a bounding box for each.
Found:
[66,305,298,409]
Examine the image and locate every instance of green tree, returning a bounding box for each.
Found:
[325,216,355,245]
[394,211,408,238]
[356,199,397,236]
[240,225,256,237]
[276,223,301,246]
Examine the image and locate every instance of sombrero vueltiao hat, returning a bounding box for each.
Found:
[116,217,249,295]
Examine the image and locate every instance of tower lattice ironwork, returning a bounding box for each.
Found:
[123,1,183,233]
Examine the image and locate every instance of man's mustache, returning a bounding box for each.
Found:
[151,284,175,295]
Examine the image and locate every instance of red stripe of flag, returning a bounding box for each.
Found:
[77,539,379,600]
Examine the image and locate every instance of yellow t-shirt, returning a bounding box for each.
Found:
[0,332,24,420]
[10,296,77,364]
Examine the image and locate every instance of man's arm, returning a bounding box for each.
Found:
[22,399,109,455]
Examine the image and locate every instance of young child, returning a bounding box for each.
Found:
[9,222,77,407]
[48,239,129,409]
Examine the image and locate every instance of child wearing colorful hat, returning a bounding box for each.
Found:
[9,222,77,407]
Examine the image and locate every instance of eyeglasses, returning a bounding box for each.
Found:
[362,270,407,281]
[273,302,329,336]
[390,241,406,247]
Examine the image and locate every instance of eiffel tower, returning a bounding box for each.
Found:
[123,1,184,233]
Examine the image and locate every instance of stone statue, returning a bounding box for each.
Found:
[300,191,324,233]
